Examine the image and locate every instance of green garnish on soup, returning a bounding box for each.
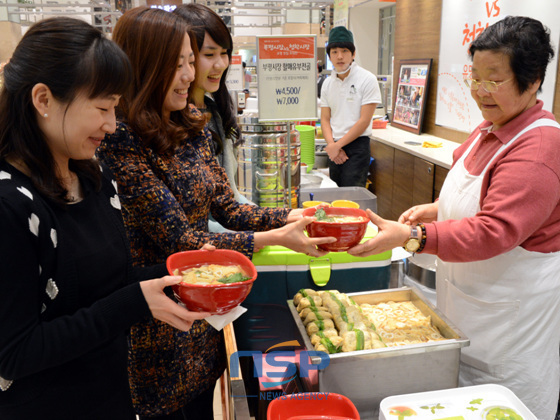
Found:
[218,272,251,284]
[314,208,333,222]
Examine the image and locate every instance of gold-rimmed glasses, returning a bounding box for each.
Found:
[464,77,513,93]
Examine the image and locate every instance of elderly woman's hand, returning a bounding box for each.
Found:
[347,209,410,258]
[398,202,438,225]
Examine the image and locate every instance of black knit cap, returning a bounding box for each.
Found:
[328,26,354,45]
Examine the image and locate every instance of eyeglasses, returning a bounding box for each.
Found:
[464,77,513,93]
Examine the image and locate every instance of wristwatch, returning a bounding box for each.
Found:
[403,225,421,253]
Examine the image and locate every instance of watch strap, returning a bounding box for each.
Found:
[417,223,427,253]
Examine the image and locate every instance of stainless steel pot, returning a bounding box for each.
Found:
[237,114,301,208]
[404,253,436,289]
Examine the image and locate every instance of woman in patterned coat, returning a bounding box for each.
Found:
[0,17,207,420]
[97,7,334,420]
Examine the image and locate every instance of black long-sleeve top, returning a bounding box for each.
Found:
[0,160,166,419]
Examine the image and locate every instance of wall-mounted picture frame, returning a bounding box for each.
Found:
[392,59,432,135]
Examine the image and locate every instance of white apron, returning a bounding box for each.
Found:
[436,119,560,420]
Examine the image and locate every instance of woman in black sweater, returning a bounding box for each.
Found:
[0,17,208,420]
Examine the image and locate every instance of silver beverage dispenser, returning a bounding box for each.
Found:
[237,113,301,208]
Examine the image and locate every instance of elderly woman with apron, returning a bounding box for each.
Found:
[348,16,560,420]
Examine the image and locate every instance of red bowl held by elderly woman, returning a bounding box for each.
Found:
[166,249,258,315]
[302,206,370,252]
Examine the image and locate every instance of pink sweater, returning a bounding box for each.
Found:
[423,100,560,262]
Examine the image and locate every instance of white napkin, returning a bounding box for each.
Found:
[205,305,247,331]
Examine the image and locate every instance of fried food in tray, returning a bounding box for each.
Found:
[293,289,446,354]
[294,289,385,354]
[361,301,445,347]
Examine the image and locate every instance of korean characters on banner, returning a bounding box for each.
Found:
[225,55,244,92]
[435,0,560,133]
[257,36,318,122]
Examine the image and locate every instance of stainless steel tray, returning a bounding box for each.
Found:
[287,287,470,420]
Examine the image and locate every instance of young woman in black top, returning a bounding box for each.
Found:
[0,17,208,420]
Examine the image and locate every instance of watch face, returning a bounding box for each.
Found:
[404,239,420,252]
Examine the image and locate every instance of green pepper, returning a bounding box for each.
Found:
[300,289,318,310]
[355,329,364,351]
[329,292,348,322]
[318,331,340,354]
[306,302,323,320]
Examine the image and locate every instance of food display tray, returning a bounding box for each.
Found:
[379,384,536,420]
[287,287,470,420]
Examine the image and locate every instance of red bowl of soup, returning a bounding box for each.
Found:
[303,206,369,252]
[167,249,258,315]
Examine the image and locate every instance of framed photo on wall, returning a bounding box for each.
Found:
[392,59,432,135]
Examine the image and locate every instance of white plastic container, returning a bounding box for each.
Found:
[379,384,536,420]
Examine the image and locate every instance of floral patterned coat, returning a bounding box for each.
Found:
[97,118,289,416]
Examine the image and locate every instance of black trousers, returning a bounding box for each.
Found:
[327,135,371,187]
[137,383,215,420]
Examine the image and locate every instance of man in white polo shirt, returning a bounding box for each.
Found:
[320,26,381,187]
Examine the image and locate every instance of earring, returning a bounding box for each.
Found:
[43,113,48,118]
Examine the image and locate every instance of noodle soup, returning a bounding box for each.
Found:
[302,206,370,252]
[314,207,367,223]
[316,214,367,223]
[174,264,251,285]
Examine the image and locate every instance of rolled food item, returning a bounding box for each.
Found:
[310,328,339,346]
[313,331,343,354]
[299,306,329,320]
[303,310,333,326]
[293,288,320,306]
[336,319,371,336]
[318,291,345,316]
[341,330,386,352]
[296,295,323,312]
[306,318,335,336]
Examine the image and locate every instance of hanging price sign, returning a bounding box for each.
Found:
[257,35,318,122]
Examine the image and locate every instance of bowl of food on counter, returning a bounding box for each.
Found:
[302,206,369,252]
[166,249,257,315]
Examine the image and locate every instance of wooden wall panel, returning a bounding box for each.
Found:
[412,158,435,205]
[394,0,560,144]
[370,140,395,219]
[391,149,415,220]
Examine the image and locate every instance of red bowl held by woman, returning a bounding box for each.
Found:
[302,206,369,252]
[166,249,257,315]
